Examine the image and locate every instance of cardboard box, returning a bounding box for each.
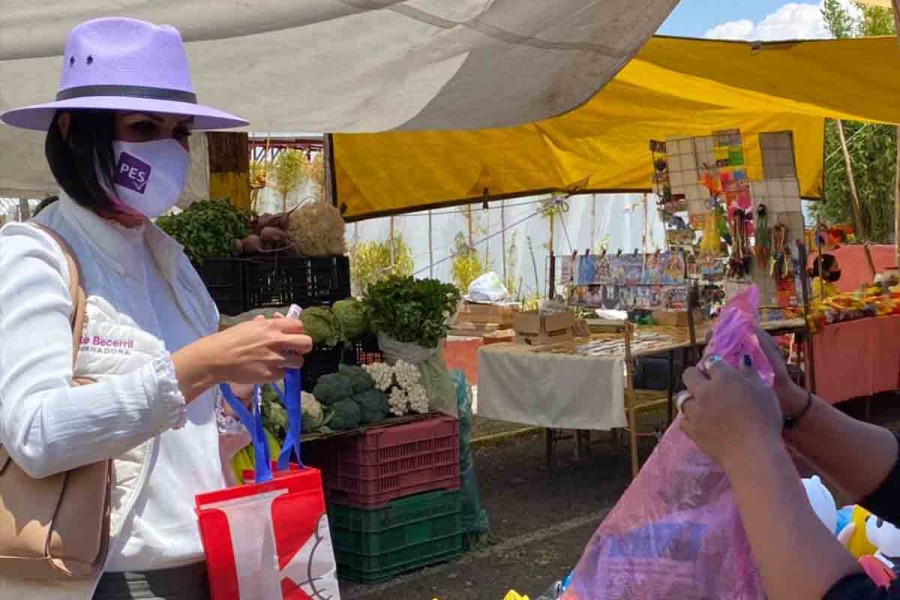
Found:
[651,309,704,328]
[513,310,576,345]
[455,302,518,327]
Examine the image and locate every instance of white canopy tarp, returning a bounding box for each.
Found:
[0,0,677,198]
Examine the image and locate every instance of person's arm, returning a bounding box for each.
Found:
[0,226,310,479]
[780,384,899,509]
[725,439,861,600]
[0,225,188,478]
[756,329,899,509]
[681,359,860,599]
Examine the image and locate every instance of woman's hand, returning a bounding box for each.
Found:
[754,327,809,416]
[174,316,312,401]
[204,317,312,383]
[680,356,783,472]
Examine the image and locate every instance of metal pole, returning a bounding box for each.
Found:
[324,133,338,209]
[18,199,30,222]
[895,126,900,267]
[389,215,396,270]
[836,120,866,240]
[500,200,507,282]
[428,210,434,278]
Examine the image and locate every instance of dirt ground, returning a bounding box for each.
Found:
[338,393,900,600]
[340,427,646,599]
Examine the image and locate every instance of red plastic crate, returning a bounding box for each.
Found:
[307,414,460,509]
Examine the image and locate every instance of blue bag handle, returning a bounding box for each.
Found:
[270,368,304,470]
[220,383,272,483]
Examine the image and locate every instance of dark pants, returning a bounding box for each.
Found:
[92,563,209,600]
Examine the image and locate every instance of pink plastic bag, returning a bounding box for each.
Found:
[703,285,774,387]
[562,286,773,599]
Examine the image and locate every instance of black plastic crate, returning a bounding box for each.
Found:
[302,345,344,393]
[243,256,351,311]
[194,259,245,316]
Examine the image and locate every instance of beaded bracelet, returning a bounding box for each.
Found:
[783,389,814,431]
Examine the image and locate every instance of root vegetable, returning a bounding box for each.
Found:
[270,213,291,231]
[256,213,276,231]
[232,239,243,255]
[241,234,263,255]
[261,226,289,247]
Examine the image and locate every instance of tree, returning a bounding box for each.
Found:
[450,232,484,292]
[350,236,414,294]
[272,149,307,212]
[814,1,896,242]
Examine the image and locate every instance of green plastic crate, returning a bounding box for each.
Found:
[329,489,460,533]
[334,536,463,583]
[329,490,463,582]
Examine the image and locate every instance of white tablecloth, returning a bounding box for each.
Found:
[476,343,626,431]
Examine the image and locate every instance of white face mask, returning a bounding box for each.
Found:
[106,139,189,218]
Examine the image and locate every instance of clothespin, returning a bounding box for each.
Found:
[584,248,591,257]
[616,249,623,257]
[633,248,639,256]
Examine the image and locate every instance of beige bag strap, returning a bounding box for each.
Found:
[26,223,87,369]
[0,223,110,581]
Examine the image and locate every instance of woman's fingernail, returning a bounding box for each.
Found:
[743,355,753,367]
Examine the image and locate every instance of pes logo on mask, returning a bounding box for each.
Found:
[114,153,151,194]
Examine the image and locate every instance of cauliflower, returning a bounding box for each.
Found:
[301,391,329,432]
[363,362,394,392]
[406,382,429,414]
[393,360,421,390]
[388,387,409,416]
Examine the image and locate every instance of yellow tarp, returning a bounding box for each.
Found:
[333,36,900,221]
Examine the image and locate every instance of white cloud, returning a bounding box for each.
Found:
[704,1,860,41]
[706,19,756,40]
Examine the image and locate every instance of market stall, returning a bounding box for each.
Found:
[813,315,900,404]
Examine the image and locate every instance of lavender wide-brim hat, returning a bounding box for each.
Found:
[1,17,247,131]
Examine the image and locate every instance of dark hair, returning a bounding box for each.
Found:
[809,253,838,277]
[45,110,117,212]
[31,195,59,217]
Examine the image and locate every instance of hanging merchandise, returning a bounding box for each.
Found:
[771,224,789,283]
[726,209,752,279]
[700,207,723,256]
[755,204,771,269]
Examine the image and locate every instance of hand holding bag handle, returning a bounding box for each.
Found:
[220,367,304,484]
[0,224,112,580]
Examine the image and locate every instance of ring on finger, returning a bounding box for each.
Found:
[700,353,725,373]
[676,390,695,413]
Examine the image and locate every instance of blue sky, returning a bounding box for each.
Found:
[659,1,838,40]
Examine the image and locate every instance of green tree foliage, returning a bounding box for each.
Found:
[272,149,307,210]
[813,1,896,242]
[350,235,414,294]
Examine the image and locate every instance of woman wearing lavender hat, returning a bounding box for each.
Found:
[0,17,312,599]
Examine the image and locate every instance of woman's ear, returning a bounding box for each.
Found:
[56,112,71,140]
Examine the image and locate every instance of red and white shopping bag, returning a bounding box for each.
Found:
[197,376,339,600]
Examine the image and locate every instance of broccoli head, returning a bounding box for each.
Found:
[354,389,389,425]
[312,373,353,406]
[338,363,375,394]
[330,399,362,430]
